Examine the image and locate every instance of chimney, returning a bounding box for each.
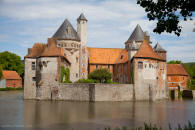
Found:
[28,48,32,54]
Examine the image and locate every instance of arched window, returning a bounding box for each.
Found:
[138,62,143,69]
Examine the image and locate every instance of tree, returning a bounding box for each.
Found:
[0,51,24,76]
[88,68,112,83]
[167,60,181,64]
[137,0,194,36]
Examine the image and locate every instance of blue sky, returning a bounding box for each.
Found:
[0,0,194,62]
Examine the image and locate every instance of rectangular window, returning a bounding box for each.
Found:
[76,73,78,78]
[108,65,110,70]
[32,62,36,70]
[138,62,143,69]
[76,57,78,63]
[32,77,36,81]
[96,65,98,69]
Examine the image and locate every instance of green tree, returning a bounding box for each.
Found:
[137,0,194,36]
[167,60,181,64]
[0,51,24,76]
[88,68,112,83]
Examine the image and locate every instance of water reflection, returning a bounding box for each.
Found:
[0,91,195,130]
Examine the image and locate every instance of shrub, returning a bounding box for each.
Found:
[61,66,70,83]
[88,68,112,83]
[75,79,94,83]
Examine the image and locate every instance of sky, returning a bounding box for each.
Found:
[0,0,194,62]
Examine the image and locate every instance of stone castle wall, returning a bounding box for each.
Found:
[35,83,134,101]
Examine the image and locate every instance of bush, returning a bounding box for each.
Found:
[88,68,112,83]
[75,79,94,83]
[0,87,23,91]
[0,65,2,79]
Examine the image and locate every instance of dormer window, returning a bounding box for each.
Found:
[121,54,124,59]
[66,26,72,35]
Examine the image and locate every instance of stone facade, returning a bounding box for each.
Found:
[36,83,134,101]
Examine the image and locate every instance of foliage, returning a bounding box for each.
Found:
[88,68,112,83]
[178,90,183,98]
[105,121,195,130]
[187,79,195,90]
[60,66,70,83]
[0,87,23,91]
[0,65,2,79]
[167,60,182,64]
[75,79,95,83]
[0,51,24,76]
[184,62,195,79]
[137,0,194,36]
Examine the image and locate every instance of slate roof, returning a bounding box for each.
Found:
[25,43,47,58]
[77,13,87,21]
[87,47,123,64]
[126,24,145,43]
[2,70,21,80]
[153,43,166,52]
[53,19,80,41]
[133,40,164,61]
[167,64,189,76]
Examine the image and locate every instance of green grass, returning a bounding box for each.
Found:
[105,121,195,130]
[0,87,23,91]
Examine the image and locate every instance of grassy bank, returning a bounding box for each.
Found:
[0,87,23,91]
[105,121,195,130]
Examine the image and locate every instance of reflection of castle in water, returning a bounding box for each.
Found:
[23,100,187,129]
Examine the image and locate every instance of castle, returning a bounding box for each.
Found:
[24,13,168,101]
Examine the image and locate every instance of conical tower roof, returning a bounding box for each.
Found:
[53,19,80,41]
[134,40,164,61]
[153,43,166,52]
[126,24,145,43]
[77,13,87,21]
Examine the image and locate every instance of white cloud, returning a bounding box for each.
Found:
[0,0,194,62]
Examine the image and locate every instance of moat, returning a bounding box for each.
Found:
[0,91,195,130]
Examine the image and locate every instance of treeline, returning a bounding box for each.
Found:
[0,51,24,79]
[184,62,195,90]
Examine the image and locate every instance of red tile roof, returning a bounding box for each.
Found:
[25,43,47,58]
[2,70,21,80]
[134,40,164,61]
[87,47,123,64]
[167,64,189,76]
[115,49,128,64]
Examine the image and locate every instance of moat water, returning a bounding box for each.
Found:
[0,91,195,130]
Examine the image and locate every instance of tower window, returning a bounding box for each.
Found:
[76,57,78,63]
[76,73,78,78]
[138,62,143,69]
[32,62,36,70]
[32,77,36,81]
